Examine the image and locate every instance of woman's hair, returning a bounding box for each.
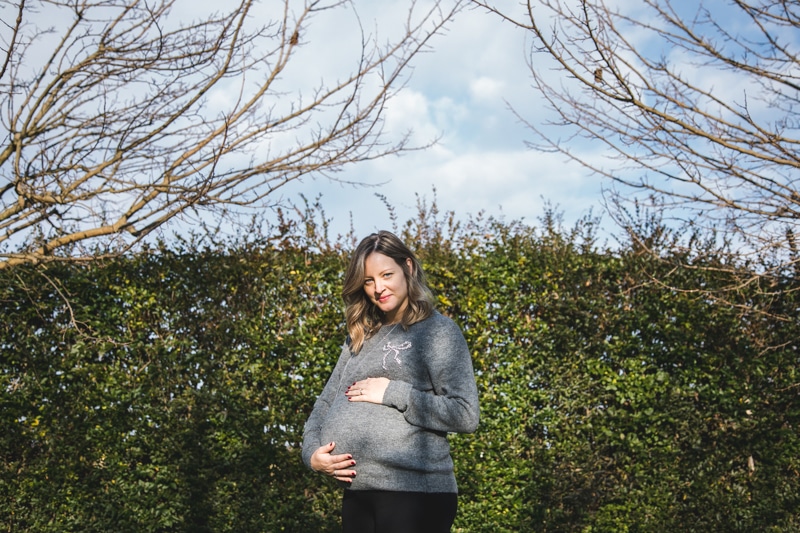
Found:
[342,231,434,354]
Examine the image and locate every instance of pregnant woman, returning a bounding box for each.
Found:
[302,230,480,533]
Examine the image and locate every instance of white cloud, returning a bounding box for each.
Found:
[251,1,612,239]
[470,77,506,102]
[278,139,602,240]
[382,90,439,145]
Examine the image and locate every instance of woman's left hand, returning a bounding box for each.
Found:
[346,377,390,404]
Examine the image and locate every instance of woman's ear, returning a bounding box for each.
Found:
[405,257,413,276]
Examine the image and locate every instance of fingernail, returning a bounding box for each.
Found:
[351,461,355,465]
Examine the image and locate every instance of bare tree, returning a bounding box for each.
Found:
[472,0,800,279]
[0,0,460,269]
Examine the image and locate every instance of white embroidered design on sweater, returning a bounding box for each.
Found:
[382,341,411,370]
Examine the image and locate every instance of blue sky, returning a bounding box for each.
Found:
[177,0,797,248]
[256,1,607,240]
[9,0,779,252]
[4,0,609,255]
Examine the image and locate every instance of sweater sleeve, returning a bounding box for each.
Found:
[301,343,349,468]
[381,316,480,434]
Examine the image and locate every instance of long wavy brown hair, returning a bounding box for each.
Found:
[342,231,434,354]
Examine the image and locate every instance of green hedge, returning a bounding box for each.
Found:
[1,216,798,532]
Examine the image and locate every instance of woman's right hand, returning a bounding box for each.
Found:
[310,441,357,483]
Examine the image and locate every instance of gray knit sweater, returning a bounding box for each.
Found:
[301,311,480,493]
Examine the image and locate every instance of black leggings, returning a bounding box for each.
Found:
[341,490,458,533]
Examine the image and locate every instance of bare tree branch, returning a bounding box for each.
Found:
[0,0,462,268]
[473,0,800,281]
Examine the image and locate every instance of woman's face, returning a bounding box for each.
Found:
[363,252,412,324]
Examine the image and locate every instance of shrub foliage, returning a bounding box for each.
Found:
[1,213,798,532]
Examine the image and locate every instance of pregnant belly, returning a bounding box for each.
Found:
[319,400,398,455]
[318,398,449,469]
[322,400,388,448]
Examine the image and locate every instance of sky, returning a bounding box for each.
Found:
[7,0,762,250]
[9,0,796,254]
[240,1,608,241]
[2,0,609,257]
